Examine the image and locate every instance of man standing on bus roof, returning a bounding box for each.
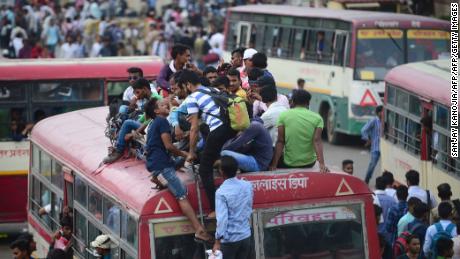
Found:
[157,44,201,97]
[213,156,253,259]
[361,105,383,184]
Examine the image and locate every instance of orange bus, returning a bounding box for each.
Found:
[0,56,163,226]
[381,59,460,197]
[29,106,380,259]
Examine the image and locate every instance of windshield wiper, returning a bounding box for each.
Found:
[376,25,403,53]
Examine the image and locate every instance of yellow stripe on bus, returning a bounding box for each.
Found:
[0,170,28,176]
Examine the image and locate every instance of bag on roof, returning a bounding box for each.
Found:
[197,88,250,131]
[429,222,456,258]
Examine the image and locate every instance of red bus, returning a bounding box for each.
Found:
[381,59,460,197]
[0,56,163,227]
[29,106,380,259]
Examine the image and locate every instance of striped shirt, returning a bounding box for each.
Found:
[185,86,223,131]
[361,116,381,153]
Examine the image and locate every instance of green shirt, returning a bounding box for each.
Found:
[138,92,163,124]
[277,107,323,167]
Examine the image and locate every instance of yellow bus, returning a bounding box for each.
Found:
[381,59,460,197]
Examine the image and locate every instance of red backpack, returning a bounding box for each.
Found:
[393,231,412,258]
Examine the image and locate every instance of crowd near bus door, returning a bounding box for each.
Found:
[237,22,251,48]
[63,166,74,209]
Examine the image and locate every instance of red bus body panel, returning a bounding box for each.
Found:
[31,107,380,258]
[2,57,164,225]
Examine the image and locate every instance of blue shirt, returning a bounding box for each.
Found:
[222,118,273,170]
[145,117,174,171]
[361,116,381,152]
[168,102,188,127]
[185,86,223,131]
[385,201,408,244]
[215,177,253,243]
[375,190,397,241]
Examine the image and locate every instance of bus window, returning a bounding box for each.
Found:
[75,176,87,207]
[32,145,40,172]
[88,188,103,221]
[50,192,61,231]
[51,160,63,190]
[103,198,121,235]
[74,210,88,257]
[434,104,448,129]
[121,212,138,248]
[65,180,74,209]
[395,89,409,111]
[40,151,52,182]
[409,95,422,116]
[225,21,238,50]
[261,204,365,258]
[0,83,27,102]
[107,81,129,102]
[31,176,40,214]
[40,185,52,229]
[0,107,27,140]
[32,80,103,102]
[386,85,396,105]
[292,29,308,60]
[407,30,450,62]
[152,220,216,258]
[355,29,403,81]
[253,24,265,52]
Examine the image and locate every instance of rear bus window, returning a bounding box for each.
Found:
[261,204,365,258]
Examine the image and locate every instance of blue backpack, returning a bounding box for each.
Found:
[429,222,456,258]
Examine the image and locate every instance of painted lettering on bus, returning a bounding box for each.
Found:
[244,177,309,192]
[268,211,337,226]
[0,149,30,158]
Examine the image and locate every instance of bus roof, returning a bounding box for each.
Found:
[0,56,164,81]
[31,107,372,217]
[229,5,449,28]
[385,59,450,106]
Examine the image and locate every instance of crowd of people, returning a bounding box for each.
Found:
[0,0,234,61]
[373,170,460,259]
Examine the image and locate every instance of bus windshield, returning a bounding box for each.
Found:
[355,29,404,81]
[407,30,450,62]
[355,29,450,81]
[262,203,365,258]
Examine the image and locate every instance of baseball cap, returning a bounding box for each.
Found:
[243,48,257,60]
[91,235,115,249]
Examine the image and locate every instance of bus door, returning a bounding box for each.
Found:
[333,31,349,67]
[420,102,433,160]
[236,22,251,48]
[63,166,74,210]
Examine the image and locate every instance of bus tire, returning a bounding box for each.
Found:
[326,109,342,145]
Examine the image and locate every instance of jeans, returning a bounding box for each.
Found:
[221,237,251,259]
[365,151,380,184]
[116,119,141,153]
[199,125,236,210]
[220,150,260,172]
[152,167,187,199]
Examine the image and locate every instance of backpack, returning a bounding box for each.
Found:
[197,88,250,131]
[393,221,424,258]
[429,222,455,258]
[393,231,412,258]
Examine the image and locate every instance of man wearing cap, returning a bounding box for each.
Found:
[91,235,114,259]
[241,48,257,89]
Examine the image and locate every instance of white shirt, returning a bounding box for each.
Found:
[122,84,159,102]
[60,42,79,59]
[423,220,457,255]
[407,185,438,209]
[90,42,102,57]
[385,187,398,202]
[260,101,288,147]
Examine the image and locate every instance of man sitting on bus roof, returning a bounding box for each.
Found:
[144,98,213,244]
[270,89,329,173]
[119,67,161,115]
[103,78,161,164]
